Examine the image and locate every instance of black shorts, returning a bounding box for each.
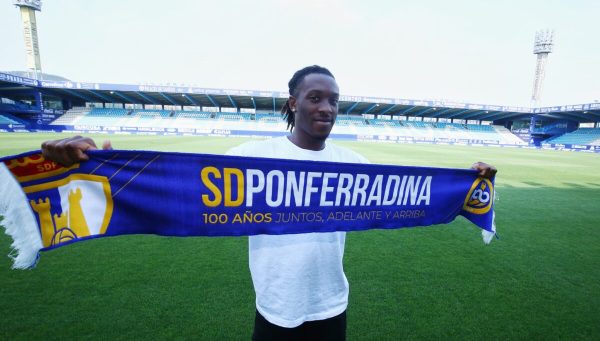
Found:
[252,310,347,341]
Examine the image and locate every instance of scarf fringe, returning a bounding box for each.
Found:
[0,163,42,269]
[481,211,496,244]
[482,229,495,244]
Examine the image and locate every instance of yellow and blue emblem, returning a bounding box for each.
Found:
[463,178,494,214]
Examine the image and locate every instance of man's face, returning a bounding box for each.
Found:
[290,73,339,145]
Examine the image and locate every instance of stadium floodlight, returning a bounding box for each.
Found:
[14,0,43,79]
[13,0,41,10]
[531,29,555,106]
[533,30,554,54]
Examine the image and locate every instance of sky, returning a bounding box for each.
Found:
[1,0,598,107]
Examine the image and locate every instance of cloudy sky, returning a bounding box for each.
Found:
[1,0,598,107]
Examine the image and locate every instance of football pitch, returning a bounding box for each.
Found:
[1,132,599,340]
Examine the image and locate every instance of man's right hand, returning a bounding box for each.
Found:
[41,136,112,167]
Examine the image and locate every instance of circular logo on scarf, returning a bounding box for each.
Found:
[463,178,494,214]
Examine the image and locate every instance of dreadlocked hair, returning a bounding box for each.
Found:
[281,65,335,132]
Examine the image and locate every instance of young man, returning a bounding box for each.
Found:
[226,66,368,340]
[41,65,496,340]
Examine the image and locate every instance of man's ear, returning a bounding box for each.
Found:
[288,96,297,112]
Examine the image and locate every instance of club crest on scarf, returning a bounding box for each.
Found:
[463,178,494,214]
[24,174,114,248]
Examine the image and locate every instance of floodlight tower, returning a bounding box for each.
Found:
[531,29,554,106]
[14,0,43,79]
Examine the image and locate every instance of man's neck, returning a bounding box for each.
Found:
[287,134,326,151]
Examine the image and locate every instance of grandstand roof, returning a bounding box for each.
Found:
[1,72,599,123]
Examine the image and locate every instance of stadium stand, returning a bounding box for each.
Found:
[216,113,252,121]
[49,107,527,145]
[0,113,26,125]
[52,108,286,131]
[336,115,367,126]
[332,118,525,145]
[0,114,20,125]
[545,128,600,146]
[50,107,90,125]
[255,113,283,123]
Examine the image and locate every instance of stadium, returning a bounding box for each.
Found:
[1,1,599,340]
[1,72,600,150]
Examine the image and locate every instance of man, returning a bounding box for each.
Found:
[41,65,496,340]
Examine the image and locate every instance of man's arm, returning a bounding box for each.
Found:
[41,136,112,166]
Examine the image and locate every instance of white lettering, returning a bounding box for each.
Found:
[320,172,337,207]
[351,174,370,206]
[304,172,322,206]
[266,170,284,207]
[245,169,265,207]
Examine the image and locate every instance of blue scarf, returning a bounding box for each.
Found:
[0,150,496,269]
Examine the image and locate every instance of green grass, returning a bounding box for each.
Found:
[1,133,599,340]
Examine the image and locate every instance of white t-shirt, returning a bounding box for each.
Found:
[226,136,369,328]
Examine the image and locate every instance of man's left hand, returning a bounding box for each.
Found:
[471,162,497,179]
